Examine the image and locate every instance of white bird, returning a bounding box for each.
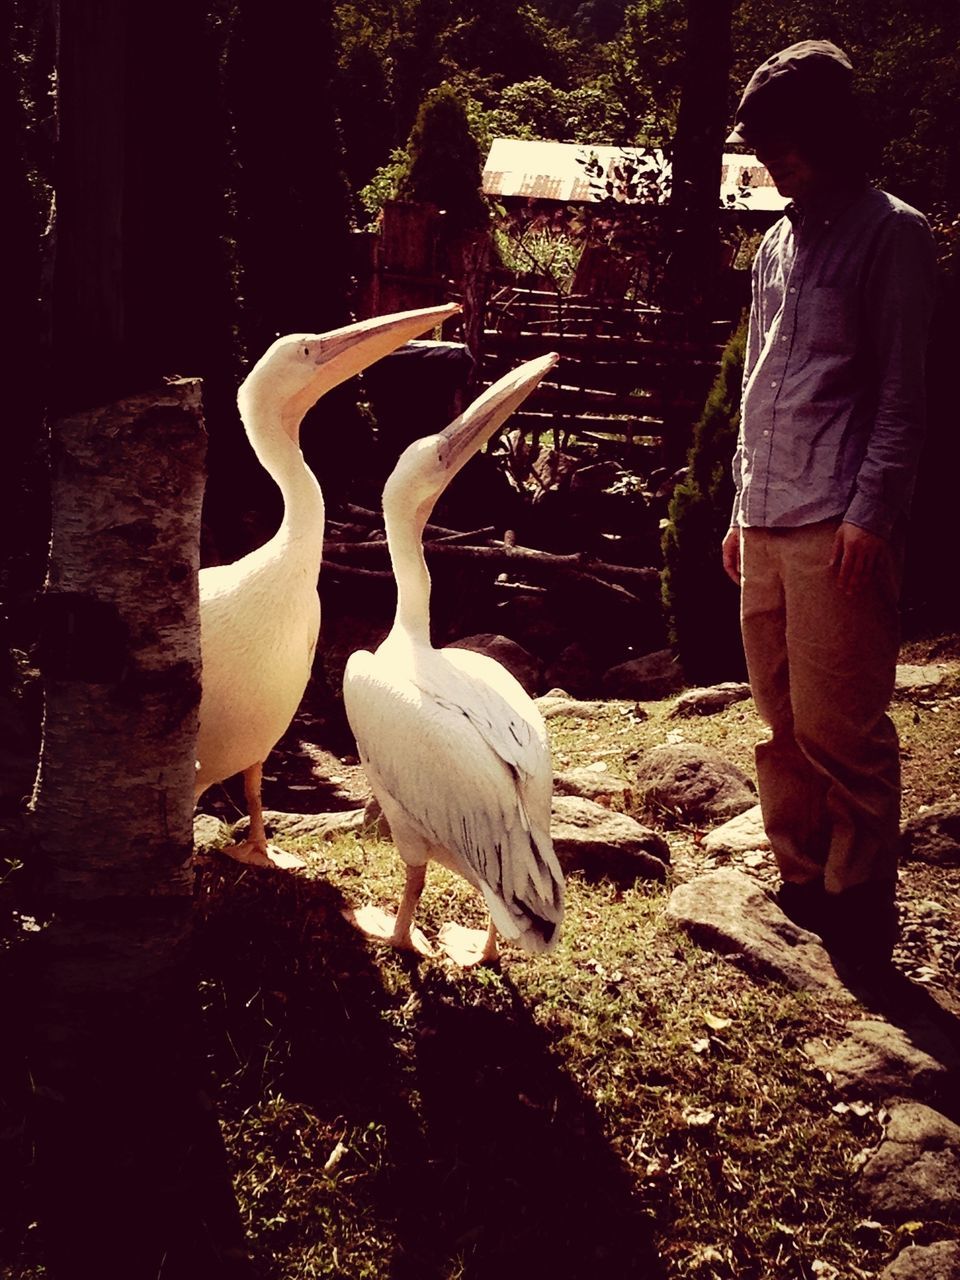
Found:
[342,354,564,964]
[195,303,460,867]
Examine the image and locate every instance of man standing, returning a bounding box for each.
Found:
[721,40,936,971]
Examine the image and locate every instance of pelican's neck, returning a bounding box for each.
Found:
[243,402,325,556]
[384,498,432,646]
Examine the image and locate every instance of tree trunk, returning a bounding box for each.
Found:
[661,0,735,317]
[27,381,251,1279]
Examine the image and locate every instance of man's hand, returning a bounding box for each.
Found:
[721,526,741,586]
[830,521,888,594]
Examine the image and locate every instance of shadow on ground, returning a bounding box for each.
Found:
[195,859,664,1279]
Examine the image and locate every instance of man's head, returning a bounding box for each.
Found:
[727,40,864,199]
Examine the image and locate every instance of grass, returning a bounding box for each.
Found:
[3,646,956,1278]
[191,644,960,1279]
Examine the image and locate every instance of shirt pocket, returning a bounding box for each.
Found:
[806,286,857,354]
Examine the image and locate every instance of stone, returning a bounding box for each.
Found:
[895,664,946,695]
[632,743,756,825]
[553,766,634,809]
[669,682,753,718]
[805,1019,960,1106]
[536,694,611,721]
[447,633,544,696]
[193,813,228,849]
[601,648,685,700]
[879,1241,960,1280]
[667,868,850,996]
[550,794,669,885]
[861,1103,960,1222]
[362,795,392,839]
[901,803,960,868]
[702,804,770,856]
[234,808,365,842]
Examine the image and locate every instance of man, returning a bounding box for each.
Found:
[721,40,936,970]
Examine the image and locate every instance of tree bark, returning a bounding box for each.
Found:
[661,0,735,316]
[27,381,251,1279]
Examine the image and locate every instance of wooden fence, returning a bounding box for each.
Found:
[481,286,739,465]
[354,201,747,466]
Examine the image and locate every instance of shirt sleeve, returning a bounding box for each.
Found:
[730,249,764,528]
[843,210,937,539]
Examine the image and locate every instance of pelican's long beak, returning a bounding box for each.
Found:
[438,353,558,474]
[314,303,461,391]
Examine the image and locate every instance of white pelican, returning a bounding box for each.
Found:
[343,354,564,964]
[196,303,460,867]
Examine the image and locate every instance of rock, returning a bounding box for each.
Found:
[667,868,850,996]
[601,648,685,700]
[902,803,960,868]
[805,1019,960,1106]
[447,633,544,695]
[879,1241,960,1280]
[895,664,946,695]
[702,805,770,856]
[554,766,633,810]
[362,795,392,839]
[669,682,752,718]
[632,743,756,825]
[550,794,669,885]
[536,694,612,721]
[193,813,228,849]
[543,643,599,700]
[860,1103,960,1222]
[234,809,365,842]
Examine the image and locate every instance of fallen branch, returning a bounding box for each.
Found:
[323,537,658,592]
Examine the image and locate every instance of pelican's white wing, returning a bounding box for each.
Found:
[344,645,563,952]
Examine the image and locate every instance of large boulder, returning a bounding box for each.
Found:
[667,868,850,996]
[805,1019,960,1107]
[631,743,756,825]
[860,1103,960,1222]
[550,794,669,885]
[447,633,544,695]
[879,1241,960,1280]
[601,648,685,700]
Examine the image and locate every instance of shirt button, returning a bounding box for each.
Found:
[762,429,770,437]
[771,380,778,388]
[789,286,797,293]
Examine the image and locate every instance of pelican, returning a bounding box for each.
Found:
[342,354,564,964]
[196,303,460,867]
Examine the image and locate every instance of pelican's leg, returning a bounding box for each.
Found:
[346,862,436,957]
[438,915,500,967]
[221,762,304,871]
[392,863,427,949]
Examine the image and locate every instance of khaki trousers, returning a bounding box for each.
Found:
[740,521,902,894]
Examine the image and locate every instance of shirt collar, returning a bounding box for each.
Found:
[786,181,870,232]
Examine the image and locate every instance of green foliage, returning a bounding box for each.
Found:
[661,315,748,684]
[397,82,489,230]
[492,221,584,290]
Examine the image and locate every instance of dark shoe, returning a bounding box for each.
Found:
[774,878,828,935]
[823,879,899,970]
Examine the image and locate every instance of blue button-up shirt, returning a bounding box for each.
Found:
[732,184,936,539]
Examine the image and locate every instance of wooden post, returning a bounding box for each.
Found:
[27,381,251,1278]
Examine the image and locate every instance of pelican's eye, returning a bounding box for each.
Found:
[301,343,311,360]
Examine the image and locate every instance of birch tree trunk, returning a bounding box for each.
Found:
[28,380,251,1279]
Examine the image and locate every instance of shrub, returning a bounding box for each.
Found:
[661,315,748,684]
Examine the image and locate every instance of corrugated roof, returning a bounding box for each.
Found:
[482,137,789,211]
